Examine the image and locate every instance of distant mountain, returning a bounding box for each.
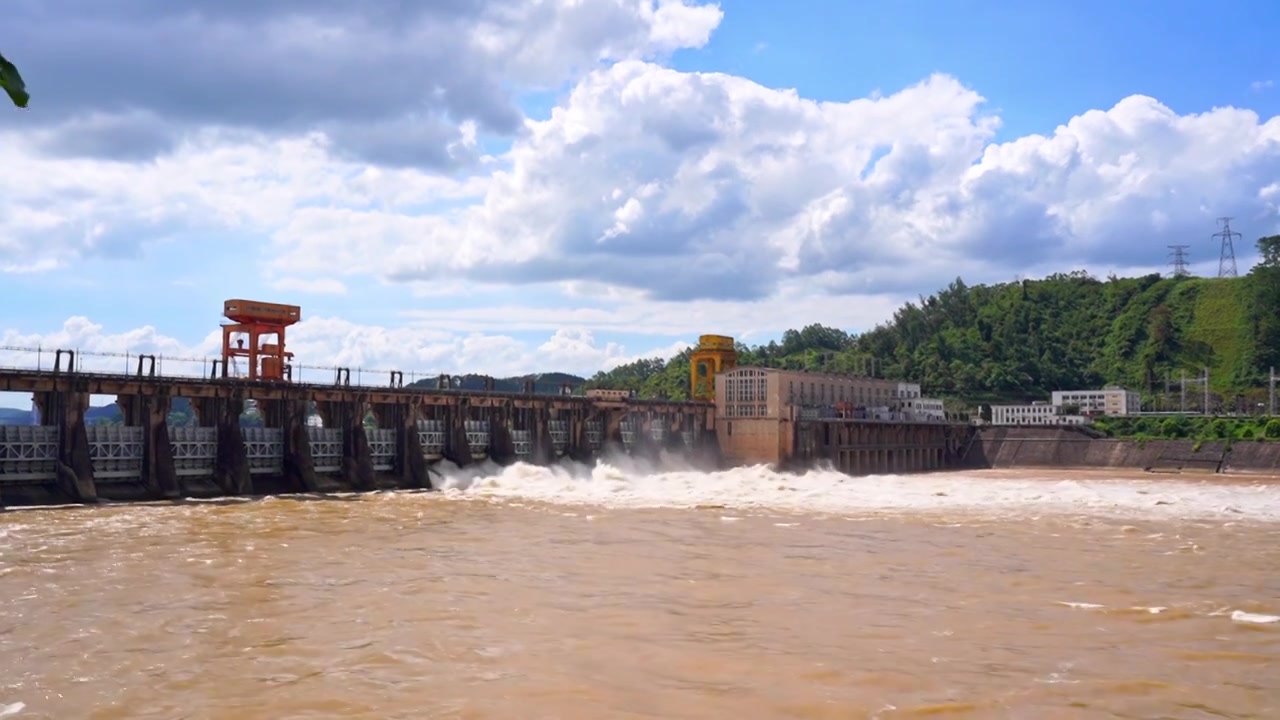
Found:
[0,407,33,424]
[406,372,587,394]
[0,400,186,426]
[87,406,121,423]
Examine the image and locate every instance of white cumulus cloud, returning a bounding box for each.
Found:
[0,318,660,381]
[1,0,1279,391]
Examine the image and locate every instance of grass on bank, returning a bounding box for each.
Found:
[1185,277,1258,392]
[1092,414,1280,442]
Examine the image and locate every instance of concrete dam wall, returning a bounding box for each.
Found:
[965,426,1280,475]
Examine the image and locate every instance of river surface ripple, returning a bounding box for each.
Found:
[1,465,1278,719]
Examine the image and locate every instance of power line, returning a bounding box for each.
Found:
[1167,244,1191,277]
[1212,217,1240,278]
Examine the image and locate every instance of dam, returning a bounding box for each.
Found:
[0,302,972,507]
[0,357,717,507]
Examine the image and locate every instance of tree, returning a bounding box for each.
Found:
[1264,418,1280,440]
[0,52,28,108]
[1251,236,1280,370]
[1256,235,1280,270]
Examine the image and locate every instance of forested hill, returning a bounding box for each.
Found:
[585,236,1280,404]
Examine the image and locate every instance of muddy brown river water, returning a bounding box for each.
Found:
[1,462,1278,719]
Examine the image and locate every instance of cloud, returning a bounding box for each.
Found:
[269,277,349,295]
[4,0,723,167]
[395,285,909,339]
[0,317,662,381]
[1252,80,1274,92]
[444,68,1278,295]
[5,4,1279,288]
[2,0,1280,387]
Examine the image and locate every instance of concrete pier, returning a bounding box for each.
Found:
[0,366,715,507]
[792,419,971,474]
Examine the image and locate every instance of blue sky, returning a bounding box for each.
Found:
[675,0,1279,139]
[1,0,1278,408]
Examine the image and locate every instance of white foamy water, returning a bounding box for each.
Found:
[429,453,1280,522]
[1231,610,1280,624]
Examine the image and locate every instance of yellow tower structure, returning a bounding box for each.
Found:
[689,334,738,402]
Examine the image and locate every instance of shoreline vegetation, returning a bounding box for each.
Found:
[1091,415,1280,443]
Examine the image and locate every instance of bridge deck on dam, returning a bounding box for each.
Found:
[0,367,710,412]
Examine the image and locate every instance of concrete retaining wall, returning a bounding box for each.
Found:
[965,426,1280,474]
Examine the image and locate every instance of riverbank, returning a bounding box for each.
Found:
[964,426,1280,474]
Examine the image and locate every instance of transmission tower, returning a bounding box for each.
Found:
[1212,217,1240,278]
[1167,244,1190,277]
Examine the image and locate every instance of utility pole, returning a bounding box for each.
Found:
[1180,369,1186,413]
[1203,366,1211,416]
[1270,367,1276,416]
[1212,217,1240,278]
[1167,244,1191,277]
[861,356,879,378]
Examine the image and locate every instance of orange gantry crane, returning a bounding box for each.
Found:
[220,299,301,381]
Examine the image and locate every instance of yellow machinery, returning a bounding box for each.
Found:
[689,334,737,402]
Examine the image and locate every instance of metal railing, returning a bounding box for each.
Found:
[0,344,448,389]
[0,346,714,406]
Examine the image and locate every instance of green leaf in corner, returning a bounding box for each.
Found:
[0,52,30,109]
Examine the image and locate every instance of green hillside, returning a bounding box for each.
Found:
[405,372,587,394]
[588,236,1280,408]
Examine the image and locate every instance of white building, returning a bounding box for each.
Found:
[900,397,946,421]
[990,402,1088,426]
[889,382,945,421]
[1051,386,1141,416]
